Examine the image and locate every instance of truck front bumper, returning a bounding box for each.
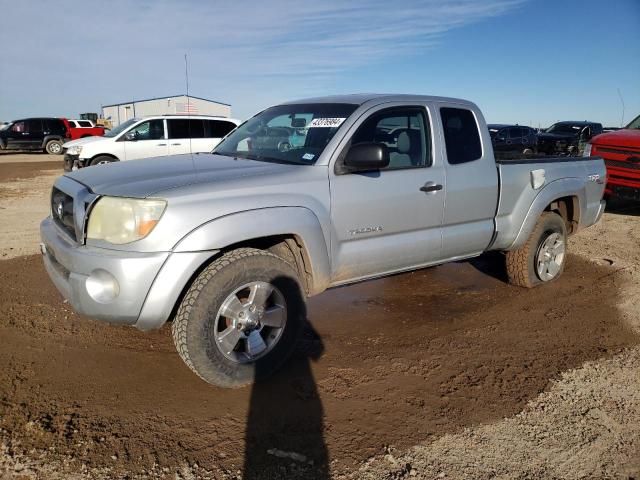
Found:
[40,217,215,330]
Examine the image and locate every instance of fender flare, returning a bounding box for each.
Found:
[173,206,331,295]
[41,135,64,149]
[508,177,585,250]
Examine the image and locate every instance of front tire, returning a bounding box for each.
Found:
[45,139,63,155]
[506,212,567,288]
[171,248,305,388]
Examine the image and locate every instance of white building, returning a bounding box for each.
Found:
[102,94,231,126]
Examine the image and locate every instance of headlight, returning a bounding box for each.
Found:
[582,143,592,157]
[87,197,166,244]
[67,145,83,156]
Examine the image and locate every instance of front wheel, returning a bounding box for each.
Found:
[506,212,567,288]
[171,248,305,388]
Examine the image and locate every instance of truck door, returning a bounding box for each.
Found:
[439,106,499,259]
[121,119,168,160]
[328,105,445,284]
[4,121,27,149]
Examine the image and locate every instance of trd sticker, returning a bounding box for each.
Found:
[308,118,346,128]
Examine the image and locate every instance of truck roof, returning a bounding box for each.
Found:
[284,93,475,107]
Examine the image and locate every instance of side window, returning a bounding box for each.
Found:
[46,119,65,135]
[128,119,165,140]
[440,108,482,165]
[68,120,77,128]
[78,120,92,128]
[168,119,205,139]
[511,127,523,140]
[11,121,26,133]
[27,119,43,134]
[205,120,236,138]
[349,108,430,170]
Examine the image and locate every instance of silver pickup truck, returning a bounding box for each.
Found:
[40,94,606,387]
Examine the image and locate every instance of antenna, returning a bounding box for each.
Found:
[616,88,625,128]
[185,53,193,155]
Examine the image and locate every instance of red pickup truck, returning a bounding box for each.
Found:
[67,119,105,140]
[587,114,640,201]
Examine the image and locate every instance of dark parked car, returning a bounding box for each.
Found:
[0,117,70,154]
[537,121,602,156]
[488,124,538,156]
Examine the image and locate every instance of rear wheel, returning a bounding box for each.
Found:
[506,212,567,288]
[89,155,116,166]
[45,139,63,155]
[171,248,305,388]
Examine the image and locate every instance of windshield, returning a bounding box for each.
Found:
[546,123,582,135]
[214,103,358,165]
[625,114,640,130]
[103,118,139,138]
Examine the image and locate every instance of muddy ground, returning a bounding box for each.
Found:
[0,155,639,479]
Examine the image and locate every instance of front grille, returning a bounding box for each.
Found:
[610,184,640,201]
[51,187,76,240]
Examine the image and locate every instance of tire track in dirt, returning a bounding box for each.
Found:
[0,251,636,479]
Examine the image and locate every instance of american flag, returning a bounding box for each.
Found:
[176,102,198,114]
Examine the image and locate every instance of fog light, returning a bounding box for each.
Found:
[85,269,120,303]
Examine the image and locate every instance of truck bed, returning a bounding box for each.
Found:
[491,155,606,251]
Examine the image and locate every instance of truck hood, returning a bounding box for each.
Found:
[63,136,109,148]
[591,129,640,148]
[64,153,306,197]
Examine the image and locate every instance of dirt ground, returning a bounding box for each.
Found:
[0,154,638,479]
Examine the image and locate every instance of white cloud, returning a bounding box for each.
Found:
[0,0,524,119]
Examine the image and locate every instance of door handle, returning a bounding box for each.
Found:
[171,143,181,146]
[157,143,167,146]
[420,182,443,193]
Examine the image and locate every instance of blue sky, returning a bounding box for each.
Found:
[0,0,638,127]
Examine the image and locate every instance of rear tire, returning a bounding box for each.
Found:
[89,155,116,166]
[171,248,305,388]
[506,212,567,288]
[45,139,63,155]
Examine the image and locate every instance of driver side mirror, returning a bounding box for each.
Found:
[342,142,389,172]
[124,131,137,141]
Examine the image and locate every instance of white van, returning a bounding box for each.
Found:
[62,115,240,170]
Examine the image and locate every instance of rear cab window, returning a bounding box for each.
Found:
[440,107,482,164]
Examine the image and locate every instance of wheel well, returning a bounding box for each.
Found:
[222,235,313,294]
[166,235,314,324]
[545,196,579,234]
[90,153,119,162]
